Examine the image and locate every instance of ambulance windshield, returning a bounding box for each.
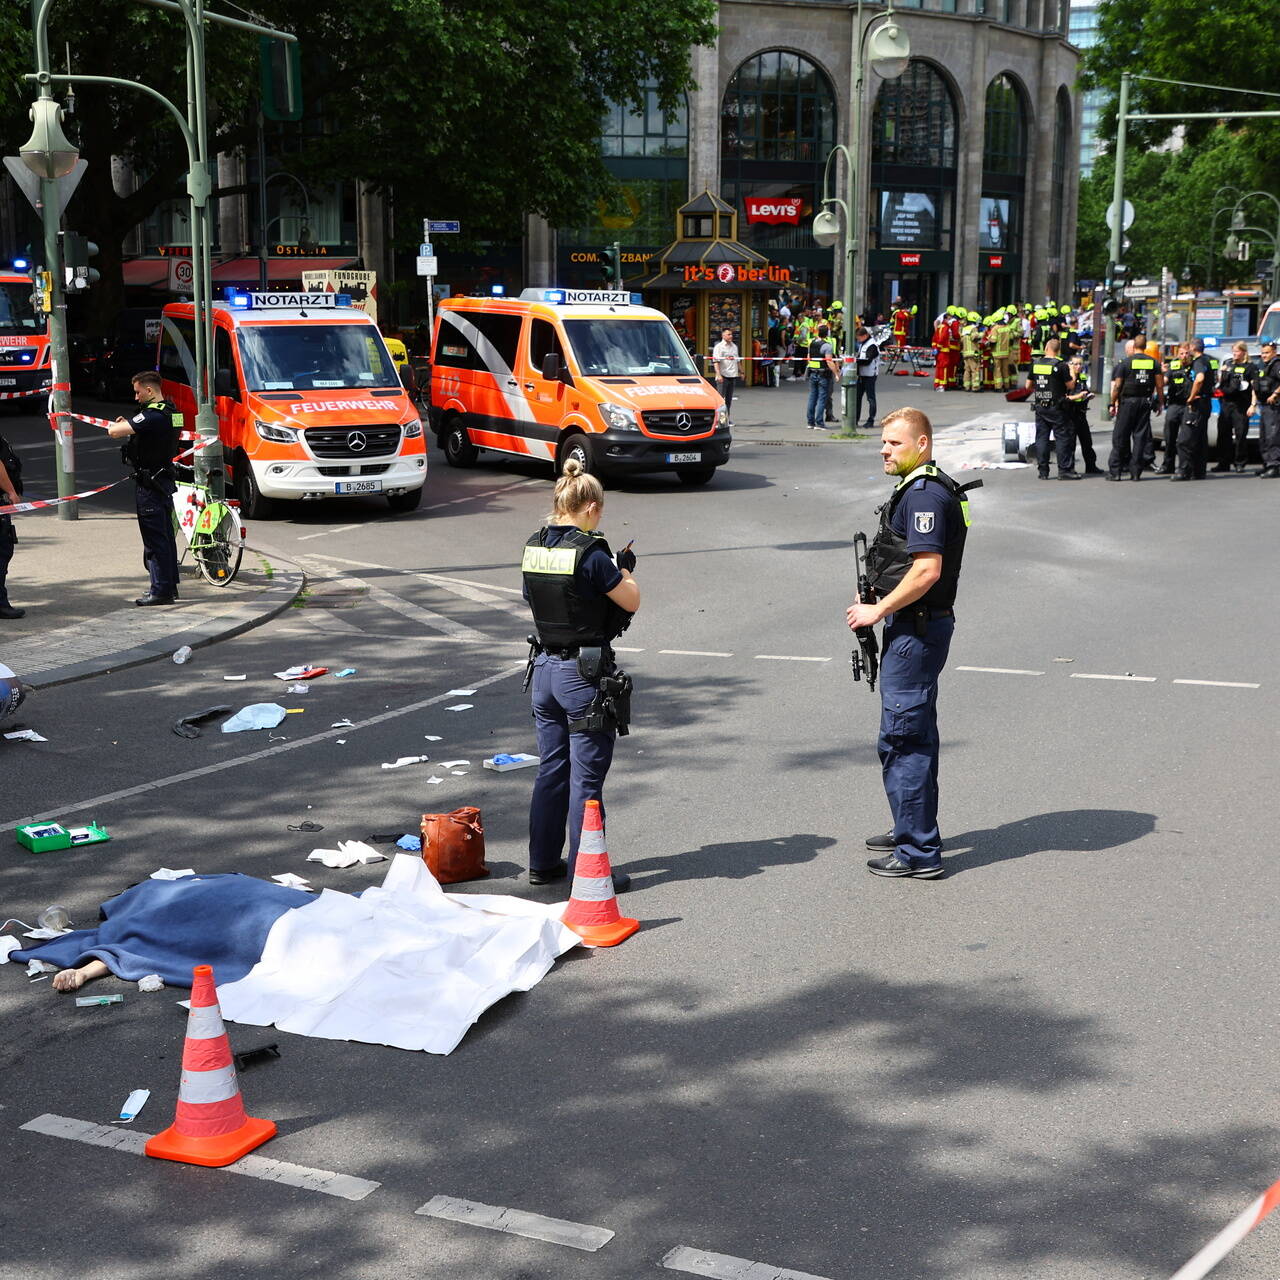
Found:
[237,323,400,392]
[0,282,39,333]
[563,319,698,378]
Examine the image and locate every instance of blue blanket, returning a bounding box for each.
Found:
[12,874,313,986]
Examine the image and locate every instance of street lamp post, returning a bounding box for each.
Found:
[1222,192,1280,303]
[259,170,313,289]
[813,2,909,438]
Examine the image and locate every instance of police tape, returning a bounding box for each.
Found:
[0,386,50,401]
[1168,1175,1280,1279]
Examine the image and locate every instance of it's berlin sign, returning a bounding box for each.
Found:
[682,262,792,284]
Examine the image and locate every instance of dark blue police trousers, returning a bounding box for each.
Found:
[877,615,954,869]
[135,481,179,596]
[529,655,615,876]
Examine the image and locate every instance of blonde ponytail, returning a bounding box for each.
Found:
[546,457,604,523]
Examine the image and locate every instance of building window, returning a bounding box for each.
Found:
[601,86,688,160]
[721,50,837,164]
[872,61,958,169]
[983,75,1027,176]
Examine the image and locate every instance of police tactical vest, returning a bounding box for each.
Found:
[1166,359,1190,403]
[1121,357,1156,398]
[864,463,979,610]
[1030,357,1067,408]
[807,338,828,373]
[1219,362,1252,398]
[1257,356,1280,400]
[522,527,624,649]
[123,398,181,471]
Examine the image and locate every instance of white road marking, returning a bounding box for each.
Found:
[427,573,523,596]
[296,523,360,541]
[659,649,733,658]
[416,1194,613,1252]
[753,654,832,663]
[0,662,524,828]
[1070,672,1158,683]
[614,646,646,653]
[310,553,528,621]
[956,666,1045,676]
[423,477,543,512]
[1172,679,1261,689]
[662,1244,832,1279]
[20,1114,380,1201]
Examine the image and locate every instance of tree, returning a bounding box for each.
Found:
[0,0,717,331]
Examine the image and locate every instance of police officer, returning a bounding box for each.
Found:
[1027,337,1078,480]
[853,324,881,431]
[1158,343,1192,475]
[1213,342,1257,472]
[106,371,181,604]
[846,407,977,879]
[0,429,25,619]
[1255,340,1280,478]
[523,458,639,891]
[1107,339,1162,481]
[1174,339,1218,481]
[1064,356,1102,474]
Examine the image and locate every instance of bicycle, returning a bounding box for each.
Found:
[172,466,244,586]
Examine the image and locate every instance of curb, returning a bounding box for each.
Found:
[17,548,307,690]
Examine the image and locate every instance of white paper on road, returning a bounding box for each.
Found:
[150,867,195,881]
[381,754,429,769]
[445,688,477,696]
[445,704,473,712]
[4,730,48,742]
[0,937,21,962]
[306,840,386,869]
[438,760,470,770]
[423,735,442,741]
[216,855,580,1053]
[271,873,313,890]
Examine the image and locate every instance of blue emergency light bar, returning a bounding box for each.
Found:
[518,288,632,306]
[12,257,29,271]
[491,284,505,296]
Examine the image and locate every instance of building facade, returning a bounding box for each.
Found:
[543,0,1080,342]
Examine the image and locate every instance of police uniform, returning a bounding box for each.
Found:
[124,397,181,602]
[522,526,632,881]
[1108,352,1159,480]
[1065,367,1099,473]
[0,431,22,619]
[1255,351,1280,476]
[1029,352,1076,478]
[1214,357,1257,471]
[1160,357,1191,474]
[1179,352,1219,479]
[864,463,975,875]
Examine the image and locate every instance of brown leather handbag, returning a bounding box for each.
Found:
[420,807,489,884]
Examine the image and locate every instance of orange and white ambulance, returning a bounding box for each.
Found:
[159,290,426,517]
[0,267,51,398]
[428,289,729,485]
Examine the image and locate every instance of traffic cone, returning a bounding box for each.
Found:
[145,964,276,1168]
[561,800,639,947]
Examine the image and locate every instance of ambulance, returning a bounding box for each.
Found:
[428,289,729,485]
[158,290,426,517]
[0,266,51,399]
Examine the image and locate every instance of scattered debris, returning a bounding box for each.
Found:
[16,822,110,853]
[286,683,311,695]
[4,729,48,743]
[75,994,124,1007]
[271,873,313,890]
[445,704,473,712]
[221,703,287,733]
[222,674,247,681]
[426,776,444,785]
[382,755,430,770]
[438,760,470,770]
[172,645,193,665]
[27,959,55,978]
[137,975,165,993]
[335,668,357,678]
[286,821,324,833]
[233,1043,281,1072]
[173,705,233,739]
[150,868,195,881]
[306,840,387,868]
[445,688,477,697]
[484,753,539,772]
[113,1089,151,1124]
[331,719,355,728]
[396,834,423,851]
[423,735,442,742]
[274,665,328,681]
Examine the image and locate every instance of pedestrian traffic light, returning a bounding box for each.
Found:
[59,231,99,290]
[259,36,303,122]
[598,242,622,285]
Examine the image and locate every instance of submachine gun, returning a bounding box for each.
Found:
[850,531,879,693]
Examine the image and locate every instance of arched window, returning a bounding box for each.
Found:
[872,60,957,169]
[983,74,1026,176]
[721,50,836,163]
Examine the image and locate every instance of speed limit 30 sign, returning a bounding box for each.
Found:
[168,258,194,292]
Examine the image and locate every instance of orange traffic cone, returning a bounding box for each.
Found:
[561,800,639,947]
[145,964,276,1168]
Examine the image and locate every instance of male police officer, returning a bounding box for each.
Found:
[1255,340,1280,478]
[1108,339,1163,481]
[1159,342,1192,475]
[1027,336,1078,480]
[1174,338,1218,481]
[846,407,977,879]
[1214,342,1257,472]
[107,371,181,604]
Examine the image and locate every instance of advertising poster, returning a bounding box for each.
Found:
[879,192,937,248]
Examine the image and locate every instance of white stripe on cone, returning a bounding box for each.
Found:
[178,1064,240,1105]
[568,874,613,902]
[184,1004,226,1040]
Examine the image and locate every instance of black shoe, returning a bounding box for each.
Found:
[867,854,945,879]
[1263,467,1280,478]
[528,861,568,886]
[611,870,632,894]
[1084,466,1105,475]
[135,592,179,606]
[1130,473,1141,482]
[1169,473,1190,482]
[0,604,25,619]
[1058,472,1082,480]
[866,830,896,851]
[1038,471,1050,480]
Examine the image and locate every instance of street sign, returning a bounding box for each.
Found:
[428,221,460,234]
[1125,279,1159,299]
[419,242,434,256]
[4,156,87,218]
[416,255,438,277]
[1105,199,1135,233]
[169,257,194,293]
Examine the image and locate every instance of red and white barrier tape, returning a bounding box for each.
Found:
[0,386,50,402]
[1168,1175,1280,1279]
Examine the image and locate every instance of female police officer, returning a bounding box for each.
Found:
[522,459,639,891]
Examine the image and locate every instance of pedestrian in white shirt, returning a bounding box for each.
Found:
[712,328,741,425]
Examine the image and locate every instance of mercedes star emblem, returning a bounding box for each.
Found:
[676,411,691,430]
[347,431,368,452]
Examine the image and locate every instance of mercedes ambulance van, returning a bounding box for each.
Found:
[159,291,426,517]
[428,289,729,485]
[0,268,51,399]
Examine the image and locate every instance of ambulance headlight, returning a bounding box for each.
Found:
[717,404,729,427]
[599,402,639,431]
[403,417,423,438]
[255,419,298,443]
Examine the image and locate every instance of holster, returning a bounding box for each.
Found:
[576,645,605,683]
[568,666,633,737]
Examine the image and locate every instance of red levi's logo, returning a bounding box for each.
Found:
[899,253,922,267]
[744,197,802,225]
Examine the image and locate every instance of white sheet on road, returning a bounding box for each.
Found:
[216,855,579,1054]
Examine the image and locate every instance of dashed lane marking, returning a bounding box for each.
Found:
[20,1114,380,1201]
[423,477,543,512]
[416,1194,614,1252]
[296,523,360,541]
[0,662,524,829]
[659,649,734,657]
[1172,679,1262,689]
[309,553,529,621]
[662,1244,832,1279]
[754,654,832,663]
[955,665,1045,675]
[1070,672,1158,683]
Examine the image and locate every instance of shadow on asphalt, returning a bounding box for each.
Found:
[942,808,1157,876]
[624,832,836,888]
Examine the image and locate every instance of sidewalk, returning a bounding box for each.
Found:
[0,510,305,689]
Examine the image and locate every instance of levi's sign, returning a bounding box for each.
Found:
[744,196,802,225]
[898,253,922,267]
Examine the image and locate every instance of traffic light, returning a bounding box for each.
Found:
[1101,260,1121,316]
[598,242,621,285]
[60,231,99,290]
